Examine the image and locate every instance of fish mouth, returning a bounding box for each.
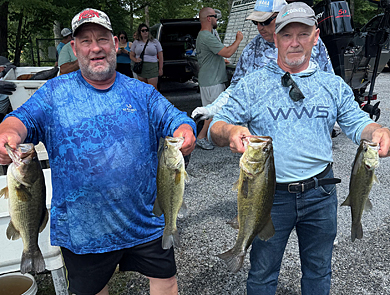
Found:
[243,136,272,147]
[166,137,184,148]
[5,144,22,167]
[5,143,35,167]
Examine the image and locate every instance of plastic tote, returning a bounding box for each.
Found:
[0,272,38,295]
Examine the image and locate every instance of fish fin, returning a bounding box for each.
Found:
[39,208,49,233]
[152,198,163,217]
[16,186,32,202]
[175,169,183,185]
[178,201,187,219]
[364,198,373,212]
[21,248,45,274]
[340,195,351,207]
[227,216,239,230]
[351,222,363,242]
[239,178,249,198]
[257,217,275,241]
[184,171,189,183]
[0,187,9,199]
[217,248,245,273]
[232,180,239,191]
[162,229,180,249]
[6,221,21,240]
[373,173,379,185]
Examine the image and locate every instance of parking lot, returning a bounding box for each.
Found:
[156,71,390,295]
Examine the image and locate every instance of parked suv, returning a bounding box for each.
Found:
[150,18,200,83]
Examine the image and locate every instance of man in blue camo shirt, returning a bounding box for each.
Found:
[210,3,390,294]
[0,8,196,295]
[191,0,333,121]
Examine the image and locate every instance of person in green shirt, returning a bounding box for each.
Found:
[195,7,243,150]
[58,41,79,75]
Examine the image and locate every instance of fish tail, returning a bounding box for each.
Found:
[162,228,180,250]
[217,248,245,273]
[351,222,363,242]
[21,248,45,274]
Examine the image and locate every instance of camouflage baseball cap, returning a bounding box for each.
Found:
[72,8,112,36]
[275,2,317,34]
[247,0,287,23]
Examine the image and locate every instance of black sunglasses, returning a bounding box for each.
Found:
[281,72,305,102]
[141,29,149,33]
[252,15,277,27]
[207,14,218,18]
[120,36,126,39]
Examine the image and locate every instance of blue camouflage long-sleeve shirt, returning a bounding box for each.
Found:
[211,61,372,183]
[7,71,196,254]
[205,35,334,116]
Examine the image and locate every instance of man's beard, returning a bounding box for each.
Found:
[78,47,117,81]
[213,23,218,30]
[285,54,306,67]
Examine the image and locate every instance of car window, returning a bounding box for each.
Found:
[362,15,382,32]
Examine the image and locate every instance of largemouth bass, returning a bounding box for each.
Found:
[341,139,379,242]
[218,136,275,273]
[0,143,48,274]
[153,137,187,249]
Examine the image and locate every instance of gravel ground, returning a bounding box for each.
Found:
[36,71,390,294]
[165,71,390,295]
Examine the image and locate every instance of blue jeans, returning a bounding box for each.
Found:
[247,169,338,295]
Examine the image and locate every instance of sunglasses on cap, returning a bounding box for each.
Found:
[281,72,305,102]
[208,14,218,18]
[141,29,149,33]
[252,15,277,27]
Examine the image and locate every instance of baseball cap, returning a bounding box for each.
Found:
[72,8,112,36]
[61,28,72,37]
[275,2,317,34]
[0,56,12,67]
[247,0,287,23]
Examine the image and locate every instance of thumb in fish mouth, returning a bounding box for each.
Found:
[5,143,35,164]
[4,143,21,163]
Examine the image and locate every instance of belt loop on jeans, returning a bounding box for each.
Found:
[314,177,318,189]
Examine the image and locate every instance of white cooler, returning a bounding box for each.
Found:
[3,67,53,110]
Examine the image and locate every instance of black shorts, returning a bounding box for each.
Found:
[61,236,176,295]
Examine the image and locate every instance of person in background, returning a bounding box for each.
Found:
[57,28,73,57]
[58,33,79,75]
[131,31,139,78]
[116,30,133,78]
[209,3,390,294]
[0,7,196,295]
[130,24,163,90]
[195,7,243,150]
[192,0,333,122]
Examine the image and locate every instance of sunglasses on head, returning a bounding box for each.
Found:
[141,29,149,33]
[252,15,277,27]
[208,14,218,18]
[281,72,305,102]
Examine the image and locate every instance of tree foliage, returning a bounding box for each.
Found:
[0,0,387,66]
